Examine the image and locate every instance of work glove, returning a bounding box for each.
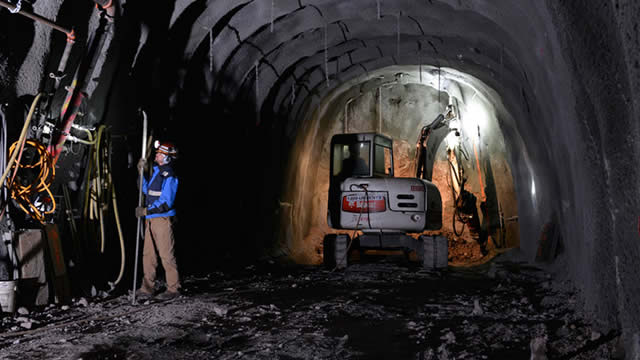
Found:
[137,158,147,173]
[135,207,147,218]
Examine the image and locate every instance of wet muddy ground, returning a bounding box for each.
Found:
[0,252,623,359]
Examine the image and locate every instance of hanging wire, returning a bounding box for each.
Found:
[324,23,330,88]
[67,140,81,155]
[438,65,441,108]
[378,87,382,132]
[209,29,214,72]
[291,82,295,106]
[396,12,400,60]
[419,55,422,83]
[270,0,274,33]
[0,106,6,206]
[255,61,260,123]
[500,44,504,82]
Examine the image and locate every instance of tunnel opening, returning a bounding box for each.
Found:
[279,65,519,267]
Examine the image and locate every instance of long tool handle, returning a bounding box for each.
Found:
[132,110,147,304]
[0,0,73,36]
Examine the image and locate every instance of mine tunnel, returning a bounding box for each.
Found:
[0,0,639,358]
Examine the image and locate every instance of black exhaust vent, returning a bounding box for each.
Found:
[397,194,415,199]
[398,203,418,208]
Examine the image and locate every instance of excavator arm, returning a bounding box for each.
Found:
[415,104,457,179]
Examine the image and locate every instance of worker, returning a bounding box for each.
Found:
[135,141,180,300]
[341,142,369,177]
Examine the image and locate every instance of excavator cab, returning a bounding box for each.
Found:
[328,133,394,228]
[330,133,393,180]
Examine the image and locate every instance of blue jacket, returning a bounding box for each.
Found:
[142,164,178,218]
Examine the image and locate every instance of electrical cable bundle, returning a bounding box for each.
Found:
[0,94,42,220]
[7,139,56,224]
[0,104,8,207]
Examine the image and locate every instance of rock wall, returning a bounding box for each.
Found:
[282,68,519,267]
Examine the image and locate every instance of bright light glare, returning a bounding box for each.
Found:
[444,131,459,150]
[462,100,490,138]
[531,178,536,197]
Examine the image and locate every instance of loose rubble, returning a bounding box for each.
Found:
[0,254,622,359]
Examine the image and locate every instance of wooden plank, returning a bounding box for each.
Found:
[44,224,71,303]
[16,230,49,306]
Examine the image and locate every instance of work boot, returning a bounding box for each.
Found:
[135,288,153,300]
[156,290,179,301]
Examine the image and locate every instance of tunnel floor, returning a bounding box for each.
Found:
[0,255,621,359]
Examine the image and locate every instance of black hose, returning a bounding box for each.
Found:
[452,207,465,237]
[349,183,372,229]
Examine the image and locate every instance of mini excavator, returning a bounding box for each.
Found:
[324,105,461,269]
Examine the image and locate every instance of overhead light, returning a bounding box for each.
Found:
[531,178,536,197]
[462,99,489,138]
[444,131,459,150]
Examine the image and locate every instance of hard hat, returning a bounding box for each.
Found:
[154,140,178,158]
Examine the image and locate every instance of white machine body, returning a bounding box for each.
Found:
[339,177,441,232]
[328,133,442,233]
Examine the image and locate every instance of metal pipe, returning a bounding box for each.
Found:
[0,0,72,36]
[378,87,382,133]
[132,110,147,305]
[49,8,113,162]
[49,31,76,91]
[57,32,76,76]
[344,98,355,134]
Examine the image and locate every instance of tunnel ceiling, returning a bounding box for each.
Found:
[174,0,550,137]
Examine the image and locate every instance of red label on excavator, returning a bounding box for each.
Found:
[342,193,386,213]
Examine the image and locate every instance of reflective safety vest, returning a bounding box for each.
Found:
[142,164,178,218]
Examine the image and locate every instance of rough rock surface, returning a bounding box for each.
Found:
[0,256,620,359]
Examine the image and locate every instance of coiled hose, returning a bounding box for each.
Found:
[0,93,43,213]
[0,94,58,224]
[7,139,56,224]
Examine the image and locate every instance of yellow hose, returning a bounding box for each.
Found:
[83,124,126,286]
[95,125,105,253]
[0,93,42,189]
[111,179,125,285]
[83,145,93,220]
[7,140,56,224]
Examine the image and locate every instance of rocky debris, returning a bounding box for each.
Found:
[0,259,622,359]
[471,299,484,315]
[446,233,485,263]
[530,336,548,360]
[212,304,228,317]
[16,307,29,315]
[19,321,32,330]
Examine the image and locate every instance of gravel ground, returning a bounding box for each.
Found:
[0,253,623,359]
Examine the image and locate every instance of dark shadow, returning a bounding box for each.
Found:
[481,156,502,247]
[0,2,35,101]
